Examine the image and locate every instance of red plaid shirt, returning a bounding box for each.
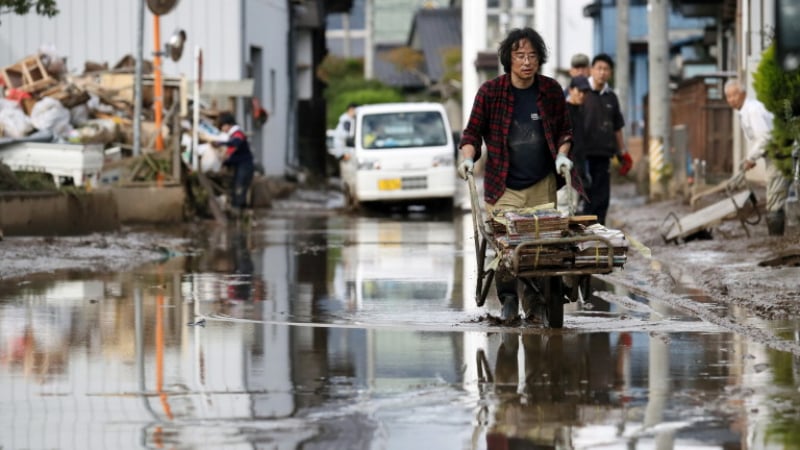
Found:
[460,73,583,205]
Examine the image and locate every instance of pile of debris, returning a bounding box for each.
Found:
[0,50,182,151]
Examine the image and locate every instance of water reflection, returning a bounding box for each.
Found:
[473,332,629,448]
[328,217,459,322]
[1,215,800,449]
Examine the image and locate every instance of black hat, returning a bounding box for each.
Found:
[569,76,591,91]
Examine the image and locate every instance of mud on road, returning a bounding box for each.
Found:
[606,182,800,322]
[0,227,192,282]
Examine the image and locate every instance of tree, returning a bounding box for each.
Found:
[318,55,403,129]
[753,43,800,177]
[0,0,58,19]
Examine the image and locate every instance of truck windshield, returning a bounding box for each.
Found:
[361,111,447,149]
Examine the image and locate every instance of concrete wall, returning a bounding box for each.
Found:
[111,185,185,224]
[0,191,119,236]
[0,185,187,236]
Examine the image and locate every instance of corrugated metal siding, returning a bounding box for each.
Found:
[0,0,240,79]
[0,0,294,176]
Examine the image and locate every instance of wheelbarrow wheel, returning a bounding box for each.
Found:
[542,277,564,329]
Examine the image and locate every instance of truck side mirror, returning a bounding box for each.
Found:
[345,136,355,147]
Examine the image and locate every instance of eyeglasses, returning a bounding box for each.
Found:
[512,53,538,63]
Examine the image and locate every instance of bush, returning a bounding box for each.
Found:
[753,44,800,177]
[319,55,404,129]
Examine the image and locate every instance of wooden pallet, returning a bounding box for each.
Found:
[1,55,57,93]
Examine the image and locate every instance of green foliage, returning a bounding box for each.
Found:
[438,46,463,103]
[317,55,363,85]
[753,43,800,177]
[13,171,57,190]
[319,54,404,129]
[0,0,58,17]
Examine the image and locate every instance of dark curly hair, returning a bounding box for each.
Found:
[498,27,549,74]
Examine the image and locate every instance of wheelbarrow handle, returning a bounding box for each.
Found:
[560,165,576,217]
[466,172,484,263]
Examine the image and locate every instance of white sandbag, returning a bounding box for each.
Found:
[29,97,72,137]
[70,103,91,127]
[197,143,222,173]
[0,104,34,138]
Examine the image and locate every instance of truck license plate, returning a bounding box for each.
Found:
[378,178,401,190]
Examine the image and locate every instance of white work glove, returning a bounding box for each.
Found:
[458,158,474,180]
[555,153,573,173]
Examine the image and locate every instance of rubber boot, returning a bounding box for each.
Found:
[766,209,786,236]
[499,294,519,321]
[520,281,544,321]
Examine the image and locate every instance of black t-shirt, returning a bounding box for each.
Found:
[507,83,552,190]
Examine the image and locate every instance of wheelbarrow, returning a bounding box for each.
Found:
[662,171,760,244]
[466,169,622,328]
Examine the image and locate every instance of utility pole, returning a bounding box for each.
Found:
[364,0,374,79]
[616,0,630,124]
[647,0,670,200]
[133,0,145,157]
[342,13,351,58]
[461,0,487,128]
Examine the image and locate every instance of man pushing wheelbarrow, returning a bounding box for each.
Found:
[458,27,627,327]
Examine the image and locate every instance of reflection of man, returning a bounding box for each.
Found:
[458,27,580,321]
[724,79,792,236]
[229,230,255,302]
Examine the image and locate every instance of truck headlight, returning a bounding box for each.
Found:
[432,155,454,167]
[358,158,381,170]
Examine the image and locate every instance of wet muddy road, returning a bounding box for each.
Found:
[2,205,800,449]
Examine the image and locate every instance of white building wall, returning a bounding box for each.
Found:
[243,0,292,175]
[0,0,292,176]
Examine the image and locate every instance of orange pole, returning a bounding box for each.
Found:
[156,291,174,420]
[153,14,164,151]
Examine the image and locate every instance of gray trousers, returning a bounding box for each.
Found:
[765,158,791,213]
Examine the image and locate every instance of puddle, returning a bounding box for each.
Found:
[2,211,800,448]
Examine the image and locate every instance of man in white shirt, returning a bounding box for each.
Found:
[725,79,792,236]
[331,103,358,159]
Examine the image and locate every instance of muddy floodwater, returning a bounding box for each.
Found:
[2,208,800,449]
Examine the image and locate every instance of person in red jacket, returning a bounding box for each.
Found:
[213,112,255,219]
